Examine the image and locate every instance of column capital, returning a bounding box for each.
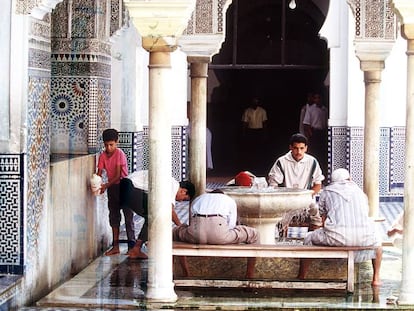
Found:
[401,24,414,40]
[354,39,394,65]
[31,0,64,20]
[179,34,223,59]
[187,55,211,64]
[391,0,414,25]
[142,36,179,53]
[391,1,414,39]
[124,0,196,52]
[359,61,385,72]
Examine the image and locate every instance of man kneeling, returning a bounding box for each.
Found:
[173,190,259,278]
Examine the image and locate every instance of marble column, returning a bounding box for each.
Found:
[355,38,394,218]
[399,23,414,305]
[360,62,383,218]
[188,57,209,196]
[145,48,177,302]
[124,0,196,302]
[389,1,414,303]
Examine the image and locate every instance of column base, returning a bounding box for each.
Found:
[145,282,177,302]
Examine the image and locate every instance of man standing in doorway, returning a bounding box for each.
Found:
[303,92,328,175]
[241,97,268,171]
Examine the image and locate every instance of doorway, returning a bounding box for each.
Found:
[207,0,329,177]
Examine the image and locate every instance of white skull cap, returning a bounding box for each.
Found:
[331,168,350,182]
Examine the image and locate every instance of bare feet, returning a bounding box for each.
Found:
[387,228,403,237]
[128,249,148,259]
[127,241,148,259]
[104,246,120,256]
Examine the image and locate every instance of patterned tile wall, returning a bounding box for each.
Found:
[0,155,24,274]
[379,128,391,196]
[118,132,140,174]
[136,126,188,181]
[330,126,404,201]
[390,127,405,189]
[26,11,54,273]
[50,78,90,153]
[50,75,111,154]
[329,126,349,176]
[51,0,113,154]
[26,75,52,273]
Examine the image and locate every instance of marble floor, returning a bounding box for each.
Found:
[18,179,409,310]
[27,243,405,310]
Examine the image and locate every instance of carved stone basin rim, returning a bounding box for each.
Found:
[219,186,313,218]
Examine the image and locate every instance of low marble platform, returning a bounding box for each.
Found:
[32,244,405,310]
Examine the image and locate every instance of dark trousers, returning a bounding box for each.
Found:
[107,183,135,242]
[120,178,148,241]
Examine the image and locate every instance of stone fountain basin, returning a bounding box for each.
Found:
[220,186,313,219]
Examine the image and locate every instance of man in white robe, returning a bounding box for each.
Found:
[298,168,382,286]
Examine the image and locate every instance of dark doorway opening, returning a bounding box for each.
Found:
[207,0,329,177]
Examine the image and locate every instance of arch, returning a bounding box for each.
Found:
[207,0,330,176]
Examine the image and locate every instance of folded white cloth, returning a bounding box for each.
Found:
[90,173,102,196]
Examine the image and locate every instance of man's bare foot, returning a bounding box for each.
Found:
[105,246,120,256]
[387,228,403,237]
[128,249,148,259]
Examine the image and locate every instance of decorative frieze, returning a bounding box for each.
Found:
[179,0,231,58]
[17,0,64,19]
[349,0,396,40]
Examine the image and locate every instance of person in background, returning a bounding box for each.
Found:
[241,97,268,169]
[298,168,382,286]
[303,92,328,174]
[97,128,136,256]
[242,97,268,133]
[299,92,313,136]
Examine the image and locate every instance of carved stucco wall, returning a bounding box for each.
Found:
[16,0,45,14]
[184,0,228,35]
[347,0,396,39]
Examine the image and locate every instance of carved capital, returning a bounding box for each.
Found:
[187,55,211,64]
[401,24,414,40]
[360,60,385,72]
[31,0,64,20]
[179,34,225,59]
[142,36,178,52]
[179,0,232,59]
[354,39,395,63]
[125,0,196,51]
[391,0,414,25]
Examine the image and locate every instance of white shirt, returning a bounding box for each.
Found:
[268,152,324,189]
[127,170,179,205]
[242,106,268,129]
[303,103,328,130]
[190,193,238,228]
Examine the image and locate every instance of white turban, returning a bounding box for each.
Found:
[331,168,350,182]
